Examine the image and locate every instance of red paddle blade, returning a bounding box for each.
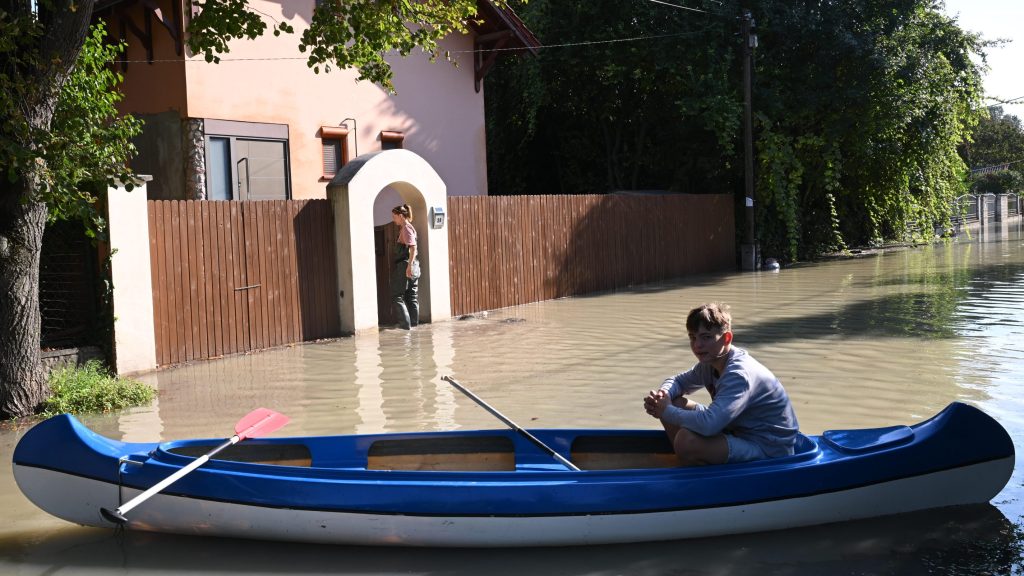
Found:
[234,408,290,440]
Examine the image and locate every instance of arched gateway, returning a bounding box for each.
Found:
[327,150,451,333]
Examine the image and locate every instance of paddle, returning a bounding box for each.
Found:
[100,408,290,524]
[441,376,581,471]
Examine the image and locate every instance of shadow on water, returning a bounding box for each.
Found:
[1,506,1020,575]
[740,260,1024,345]
[568,244,1024,345]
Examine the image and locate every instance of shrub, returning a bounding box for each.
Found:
[42,360,155,417]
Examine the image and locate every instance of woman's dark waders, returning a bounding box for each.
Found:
[391,243,419,329]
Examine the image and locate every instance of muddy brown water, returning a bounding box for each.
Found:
[3,221,1024,574]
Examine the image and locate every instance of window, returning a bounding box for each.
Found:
[207,137,233,200]
[380,130,404,150]
[319,126,349,179]
[204,119,291,201]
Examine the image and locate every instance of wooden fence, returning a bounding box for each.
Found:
[148,200,338,366]
[446,194,734,316]
[148,193,733,366]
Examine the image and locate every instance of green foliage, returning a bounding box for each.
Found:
[486,0,987,260]
[42,360,155,417]
[963,107,1024,169]
[46,23,143,233]
[972,170,1024,195]
[186,0,481,91]
[188,0,274,62]
[750,0,985,259]
[299,0,479,89]
[485,0,741,196]
[962,106,1024,194]
[0,20,141,233]
[0,8,46,188]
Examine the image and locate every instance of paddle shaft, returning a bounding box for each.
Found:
[102,408,289,523]
[114,436,238,516]
[442,376,581,471]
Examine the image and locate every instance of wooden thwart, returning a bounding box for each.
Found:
[365,434,681,472]
[169,443,313,467]
[367,436,516,471]
[571,435,681,470]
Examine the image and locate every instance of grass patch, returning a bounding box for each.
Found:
[42,359,156,417]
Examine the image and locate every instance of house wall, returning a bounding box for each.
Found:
[111,1,188,114]
[116,0,488,217]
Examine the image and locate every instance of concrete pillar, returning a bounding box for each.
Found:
[994,193,1009,222]
[107,177,158,375]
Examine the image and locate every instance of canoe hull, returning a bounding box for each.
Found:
[13,455,1013,547]
[12,402,1016,547]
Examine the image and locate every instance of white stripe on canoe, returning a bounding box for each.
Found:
[13,457,1013,547]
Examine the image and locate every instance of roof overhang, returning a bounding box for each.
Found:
[470,1,540,92]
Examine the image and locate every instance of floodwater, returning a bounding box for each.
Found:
[4,220,1024,575]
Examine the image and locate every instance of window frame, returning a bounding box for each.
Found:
[380,130,405,151]
[319,126,350,181]
[203,119,292,201]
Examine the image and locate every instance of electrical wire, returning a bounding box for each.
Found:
[970,158,1024,174]
[985,95,1024,106]
[111,28,719,65]
[644,0,710,14]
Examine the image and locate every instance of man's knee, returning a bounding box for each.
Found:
[672,429,727,466]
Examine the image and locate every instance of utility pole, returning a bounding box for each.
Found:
[740,9,759,271]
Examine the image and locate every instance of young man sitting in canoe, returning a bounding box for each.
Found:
[644,303,799,465]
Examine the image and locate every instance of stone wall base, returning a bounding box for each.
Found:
[40,346,106,376]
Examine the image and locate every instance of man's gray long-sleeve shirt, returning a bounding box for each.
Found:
[659,346,799,457]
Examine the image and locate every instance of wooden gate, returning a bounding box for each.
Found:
[148,200,339,366]
[375,222,399,327]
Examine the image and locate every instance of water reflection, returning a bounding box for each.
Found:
[431,320,458,430]
[353,331,384,434]
[4,220,1024,574]
[117,396,163,443]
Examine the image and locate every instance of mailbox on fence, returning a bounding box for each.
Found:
[430,206,446,229]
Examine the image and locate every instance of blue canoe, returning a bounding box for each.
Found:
[12,402,1014,547]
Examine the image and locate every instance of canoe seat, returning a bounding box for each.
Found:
[822,425,913,454]
[168,443,313,467]
[367,436,515,471]
[571,435,680,470]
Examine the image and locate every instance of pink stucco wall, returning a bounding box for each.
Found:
[179,0,488,207]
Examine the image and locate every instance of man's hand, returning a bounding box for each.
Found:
[644,389,670,419]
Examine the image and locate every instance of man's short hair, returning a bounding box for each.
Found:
[686,303,732,334]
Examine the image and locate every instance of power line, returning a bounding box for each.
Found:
[111,30,713,65]
[970,158,1024,175]
[986,95,1024,106]
[457,29,713,53]
[644,0,710,14]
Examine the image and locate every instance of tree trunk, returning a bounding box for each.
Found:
[0,0,95,418]
[0,187,48,419]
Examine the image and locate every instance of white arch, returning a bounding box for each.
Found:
[327,150,451,333]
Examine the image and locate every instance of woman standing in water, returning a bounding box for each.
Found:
[391,204,420,329]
